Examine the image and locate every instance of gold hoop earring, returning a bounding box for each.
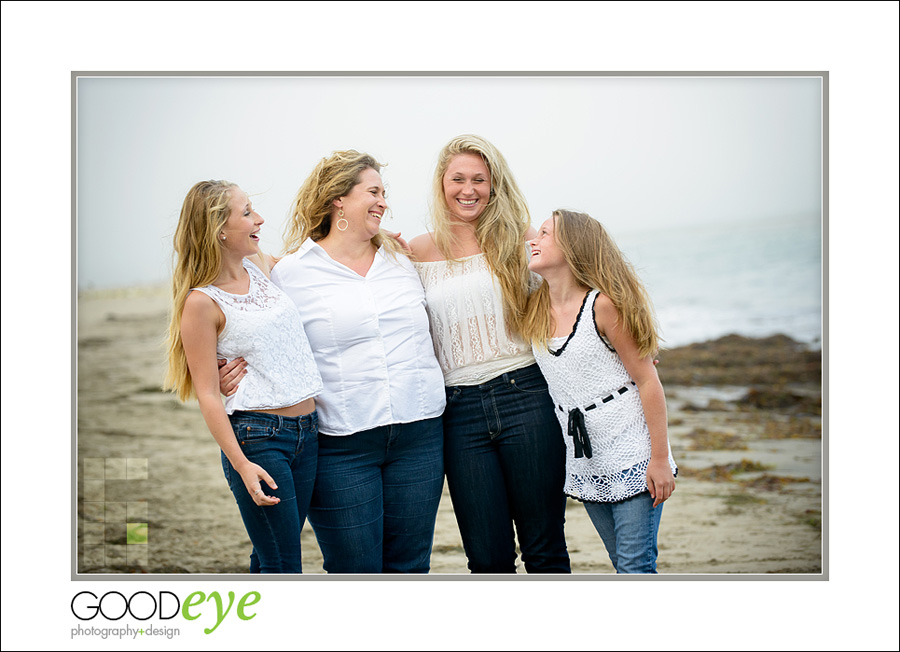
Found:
[338,209,344,218]
[336,218,349,232]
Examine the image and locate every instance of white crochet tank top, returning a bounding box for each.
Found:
[414,253,535,386]
[532,289,677,503]
[192,258,324,414]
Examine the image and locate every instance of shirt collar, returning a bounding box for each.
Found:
[295,238,318,259]
[297,237,386,259]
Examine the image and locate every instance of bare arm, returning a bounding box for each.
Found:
[594,293,674,507]
[181,291,279,506]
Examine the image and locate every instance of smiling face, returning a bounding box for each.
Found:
[442,153,491,224]
[528,216,566,275]
[221,187,263,256]
[335,167,387,239]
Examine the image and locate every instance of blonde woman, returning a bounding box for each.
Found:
[165,180,323,573]
[221,152,446,573]
[409,135,571,573]
[524,210,677,573]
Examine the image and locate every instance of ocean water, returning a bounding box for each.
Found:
[614,215,822,349]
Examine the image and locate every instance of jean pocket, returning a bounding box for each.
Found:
[507,373,550,396]
[232,423,277,444]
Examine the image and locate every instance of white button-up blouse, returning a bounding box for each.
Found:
[270,239,446,436]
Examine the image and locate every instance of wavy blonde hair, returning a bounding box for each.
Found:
[523,210,661,357]
[164,180,237,401]
[429,134,532,337]
[283,150,402,256]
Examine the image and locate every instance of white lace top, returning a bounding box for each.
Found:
[414,253,535,386]
[192,258,323,415]
[532,289,677,503]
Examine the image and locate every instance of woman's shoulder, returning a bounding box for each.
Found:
[590,290,613,311]
[591,291,621,331]
[409,232,443,262]
[182,286,221,320]
[270,243,314,273]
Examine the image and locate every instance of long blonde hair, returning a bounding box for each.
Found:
[283,150,402,256]
[429,134,532,337]
[523,210,661,357]
[164,180,236,401]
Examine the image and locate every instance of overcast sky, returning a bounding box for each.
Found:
[77,74,822,289]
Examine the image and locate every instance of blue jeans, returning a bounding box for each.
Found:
[307,416,444,573]
[221,410,318,574]
[583,490,663,574]
[443,364,570,573]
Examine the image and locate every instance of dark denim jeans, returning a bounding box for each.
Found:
[443,364,570,573]
[221,410,319,574]
[307,416,444,573]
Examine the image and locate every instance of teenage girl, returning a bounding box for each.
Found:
[165,180,323,573]
[523,209,677,574]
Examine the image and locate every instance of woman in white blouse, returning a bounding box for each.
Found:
[409,135,571,573]
[253,151,445,573]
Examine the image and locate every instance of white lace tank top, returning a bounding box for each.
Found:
[414,253,535,386]
[192,258,324,415]
[532,289,677,503]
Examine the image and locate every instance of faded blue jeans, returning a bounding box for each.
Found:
[222,410,318,574]
[583,490,663,574]
[307,416,444,573]
[443,364,571,573]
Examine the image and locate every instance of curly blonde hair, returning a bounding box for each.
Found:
[283,150,402,256]
[164,180,236,401]
[429,134,532,337]
[522,210,661,357]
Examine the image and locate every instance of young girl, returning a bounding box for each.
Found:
[164,180,323,573]
[523,209,677,574]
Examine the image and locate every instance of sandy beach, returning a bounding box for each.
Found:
[76,285,823,576]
